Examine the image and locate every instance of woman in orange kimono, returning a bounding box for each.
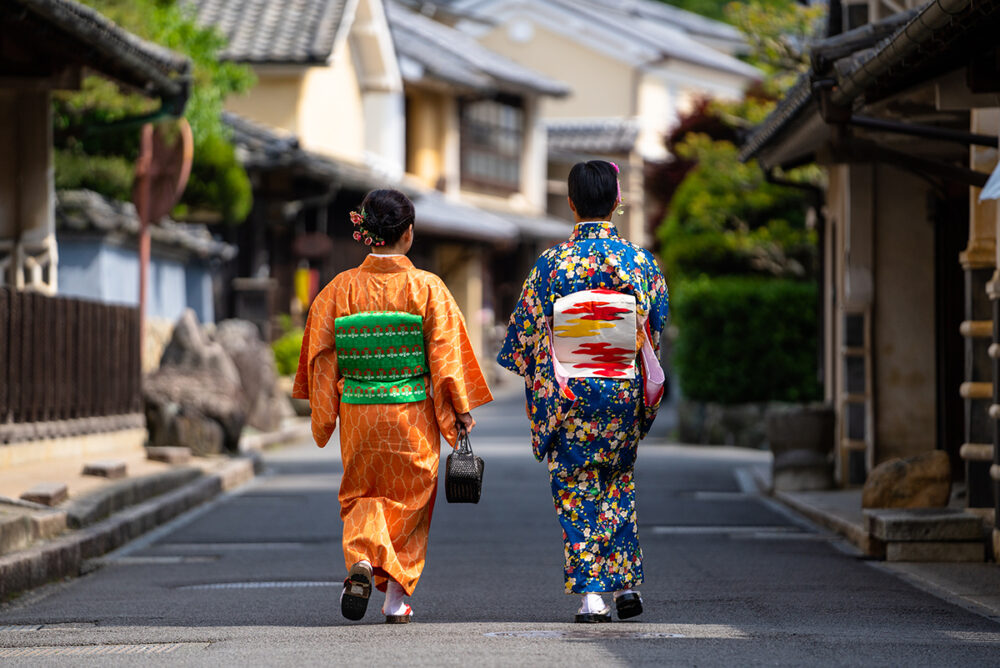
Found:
[292,189,493,624]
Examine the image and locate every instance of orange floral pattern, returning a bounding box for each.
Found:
[293,255,493,595]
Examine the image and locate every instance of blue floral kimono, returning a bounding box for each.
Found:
[497,221,668,594]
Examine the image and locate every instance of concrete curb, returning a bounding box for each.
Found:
[0,456,257,602]
[772,489,885,558]
[66,468,203,529]
[239,419,312,453]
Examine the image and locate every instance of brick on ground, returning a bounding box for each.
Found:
[20,482,68,506]
[82,460,127,479]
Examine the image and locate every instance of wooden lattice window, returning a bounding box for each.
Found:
[459,95,524,193]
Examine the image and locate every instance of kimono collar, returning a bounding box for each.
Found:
[571,221,619,240]
[360,254,414,274]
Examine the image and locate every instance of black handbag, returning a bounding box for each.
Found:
[445,427,484,503]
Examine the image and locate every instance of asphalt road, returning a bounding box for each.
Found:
[1,392,999,665]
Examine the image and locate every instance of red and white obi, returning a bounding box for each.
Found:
[546,288,665,407]
[551,289,638,379]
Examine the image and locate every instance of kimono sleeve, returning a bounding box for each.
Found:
[423,276,494,447]
[496,262,547,379]
[497,258,573,461]
[292,296,340,448]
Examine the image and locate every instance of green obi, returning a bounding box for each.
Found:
[335,311,428,404]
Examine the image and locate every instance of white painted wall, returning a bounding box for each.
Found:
[58,239,214,322]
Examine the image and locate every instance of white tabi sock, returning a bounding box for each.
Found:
[384,580,409,616]
[614,588,636,600]
[579,592,607,614]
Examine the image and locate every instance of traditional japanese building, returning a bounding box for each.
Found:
[194,0,571,367]
[0,0,189,458]
[742,0,1000,557]
[414,0,761,247]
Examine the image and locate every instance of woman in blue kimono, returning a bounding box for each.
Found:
[498,160,668,623]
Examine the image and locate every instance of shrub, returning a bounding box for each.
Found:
[672,276,821,404]
[272,329,305,377]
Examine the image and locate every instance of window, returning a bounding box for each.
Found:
[844,2,869,31]
[459,95,524,193]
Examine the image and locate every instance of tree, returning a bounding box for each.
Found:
[53,0,256,224]
[654,0,826,406]
[653,0,824,283]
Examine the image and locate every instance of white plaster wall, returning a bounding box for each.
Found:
[298,43,367,163]
[57,239,214,323]
[363,89,406,179]
[873,164,937,462]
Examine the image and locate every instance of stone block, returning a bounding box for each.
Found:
[20,483,68,507]
[862,450,950,509]
[886,541,985,562]
[30,511,66,540]
[146,446,192,465]
[82,460,127,479]
[0,512,33,556]
[864,508,983,542]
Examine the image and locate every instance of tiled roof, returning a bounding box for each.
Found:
[547,119,639,156]
[500,211,573,241]
[388,2,569,96]
[6,0,190,100]
[583,0,744,46]
[223,113,523,243]
[191,0,349,63]
[223,113,387,192]
[565,0,758,78]
[450,0,757,78]
[412,193,518,243]
[739,1,998,166]
[57,190,236,261]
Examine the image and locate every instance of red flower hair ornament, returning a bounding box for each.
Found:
[349,209,386,247]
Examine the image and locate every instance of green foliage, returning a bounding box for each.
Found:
[652,0,827,405]
[272,328,305,377]
[52,0,255,223]
[672,276,821,403]
[725,0,825,97]
[54,149,134,201]
[657,0,733,23]
[175,134,253,224]
[657,135,815,282]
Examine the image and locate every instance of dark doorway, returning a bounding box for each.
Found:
[933,184,970,480]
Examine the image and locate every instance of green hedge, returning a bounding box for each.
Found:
[672,276,821,404]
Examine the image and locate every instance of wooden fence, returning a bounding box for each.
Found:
[0,288,141,443]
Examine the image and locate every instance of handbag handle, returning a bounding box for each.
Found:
[455,424,473,455]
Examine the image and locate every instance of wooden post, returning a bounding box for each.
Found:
[135,123,154,364]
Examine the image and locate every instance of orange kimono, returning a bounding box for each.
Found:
[292,254,493,595]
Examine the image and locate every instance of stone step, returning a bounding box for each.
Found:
[0,503,67,557]
[886,541,985,562]
[864,508,984,542]
[66,468,203,529]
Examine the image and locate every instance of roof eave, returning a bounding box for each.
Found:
[12,0,191,102]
